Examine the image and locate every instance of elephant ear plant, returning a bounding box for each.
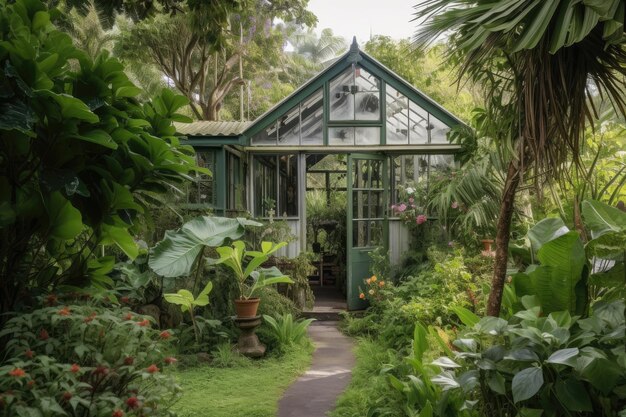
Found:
[208,240,294,317]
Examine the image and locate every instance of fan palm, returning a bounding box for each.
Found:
[414,0,626,315]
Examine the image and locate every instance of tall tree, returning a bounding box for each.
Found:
[117,0,316,120]
[414,0,626,315]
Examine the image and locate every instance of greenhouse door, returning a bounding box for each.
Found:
[346,154,388,310]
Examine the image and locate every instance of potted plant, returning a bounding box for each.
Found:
[208,240,294,318]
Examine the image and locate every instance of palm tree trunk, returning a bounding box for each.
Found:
[486,159,521,316]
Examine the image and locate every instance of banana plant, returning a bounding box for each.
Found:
[208,240,293,300]
[163,281,213,343]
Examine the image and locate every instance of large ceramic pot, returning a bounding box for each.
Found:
[234,298,260,318]
[480,239,494,252]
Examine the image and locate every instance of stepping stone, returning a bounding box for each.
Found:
[277,321,355,417]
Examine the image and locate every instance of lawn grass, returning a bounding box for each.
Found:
[171,343,314,417]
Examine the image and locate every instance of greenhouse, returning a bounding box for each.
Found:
[177,39,465,309]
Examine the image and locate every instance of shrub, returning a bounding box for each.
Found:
[427,300,626,417]
[0,304,180,416]
[262,314,314,353]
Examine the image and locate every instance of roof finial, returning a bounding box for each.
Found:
[350,36,359,53]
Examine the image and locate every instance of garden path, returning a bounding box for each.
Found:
[277,321,355,417]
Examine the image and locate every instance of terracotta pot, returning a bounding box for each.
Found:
[480,239,494,252]
[234,298,260,318]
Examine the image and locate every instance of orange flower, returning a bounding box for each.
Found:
[365,278,371,284]
[123,313,133,321]
[70,364,80,373]
[58,306,71,316]
[378,281,385,287]
[9,368,25,377]
[370,275,377,282]
[159,330,171,339]
[359,293,365,300]
[39,329,49,341]
[137,319,150,327]
[84,312,97,323]
[146,364,159,373]
[24,349,34,359]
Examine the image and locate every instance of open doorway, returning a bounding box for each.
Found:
[305,154,348,312]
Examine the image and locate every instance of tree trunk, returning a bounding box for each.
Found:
[486,159,522,316]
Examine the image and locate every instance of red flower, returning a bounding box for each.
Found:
[62,391,72,401]
[120,296,130,304]
[8,368,25,377]
[24,349,34,359]
[39,328,49,341]
[137,319,150,327]
[126,396,139,409]
[124,357,134,366]
[58,306,71,316]
[26,380,35,388]
[159,330,171,339]
[164,357,177,365]
[45,294,57,306]
[70,364,80,373]
[146,364,159,374]
[112,410,124,417]
[84,312,97,323]
[123,313,133,321]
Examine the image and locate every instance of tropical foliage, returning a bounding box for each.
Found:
[415,0,626,315]
[0,0,200,321]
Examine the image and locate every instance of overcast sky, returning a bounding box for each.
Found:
[307,0,418,45]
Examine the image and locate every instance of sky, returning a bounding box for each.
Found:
[307,0,417,45]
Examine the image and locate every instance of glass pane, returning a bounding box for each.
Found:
[301,89,323,145]
[329,67,354,120]
[329,127,354,145]
[355,127,380,145]
[353,190,383,218]
[252,122,278,146]
[253,155,277,216]
[278,154,298,216]
[278,105,300,145]
[355,92,380,120]
[386,85,409,144]
[409,101,429,144]
[352,220,383,247]
[188,151,215,205]
[429,114,451,143]
[354,67,380,120]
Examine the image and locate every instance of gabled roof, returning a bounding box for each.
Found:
[241,37,466,140]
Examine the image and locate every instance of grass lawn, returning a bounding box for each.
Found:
[171,344,314,417]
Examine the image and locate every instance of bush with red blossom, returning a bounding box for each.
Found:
[0,304,179,416]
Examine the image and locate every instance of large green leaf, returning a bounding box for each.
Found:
[101,224,138,260]
[527,231,587,315]
[44,191,82,240]
[527,217,569,255]
[582,199,626,238]
[554,379,593,412]
[512,366,544,403]
[149,216,261,277]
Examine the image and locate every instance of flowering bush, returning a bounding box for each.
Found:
[0,304,180,416]
[391,184,429,229]
[358,275,388,304]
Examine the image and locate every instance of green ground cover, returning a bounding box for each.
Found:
[171,344,314,417]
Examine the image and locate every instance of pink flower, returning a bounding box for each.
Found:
[416,214,427,225]
[451,201,459,209]
[396,203,407,213]
[408,197,414,204]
